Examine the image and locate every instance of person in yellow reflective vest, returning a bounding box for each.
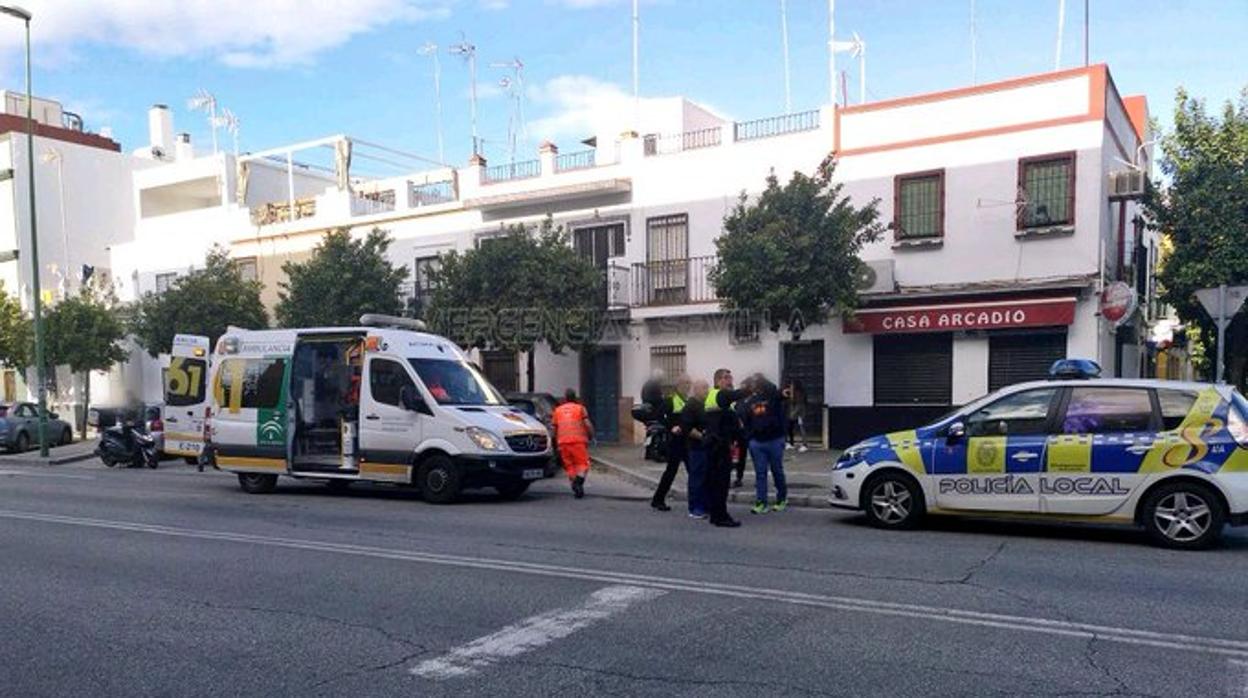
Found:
[704,368,750,528]
[650,374,691,512]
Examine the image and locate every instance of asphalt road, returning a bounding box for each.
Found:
[2,460,1247,697]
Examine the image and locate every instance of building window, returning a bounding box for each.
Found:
[236,257,258,283]
[729,312,761,344]
[893,170,944,239]
[646,214,689,305]
[1018,152,1076,229]
[650,345,686,381]
[573,222,626,266]
[873,333,952,406]
[414,255,440,295]
[154,272,177,294]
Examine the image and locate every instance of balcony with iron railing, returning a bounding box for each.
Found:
[631,255,718,307]
[410,179,457,207]
[733,109,821,141]
[643,126,723,157]
[554,148,598,173]
[483,158,542,184]
[250,197,317,226]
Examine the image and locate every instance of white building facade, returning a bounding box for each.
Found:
[111,64,1159,447]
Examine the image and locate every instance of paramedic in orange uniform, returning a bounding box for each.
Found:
[552,389,595,499]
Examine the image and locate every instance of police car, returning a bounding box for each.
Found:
[830,360,1248,549]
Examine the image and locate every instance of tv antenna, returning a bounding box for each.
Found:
[214,108,240,157]
[448,36,480,156]
[1055,0,1066,69]
[832,31,866,104]
[187,89,219,155]
[977,186,1036,224]
[779,0,792,112]
[418,42,445,163]
[490,57,526,164]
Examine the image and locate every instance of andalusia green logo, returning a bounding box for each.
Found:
[257,408,286,447]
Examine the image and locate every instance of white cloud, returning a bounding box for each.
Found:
[480,0,510,9]
[549,0,628,7]
[527,75,635,142]
[0,0,452,68]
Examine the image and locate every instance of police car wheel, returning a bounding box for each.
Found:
[1142,482,1225,550]
[419,455,462,505]
[237,473,278,494]
[863,473,924,530]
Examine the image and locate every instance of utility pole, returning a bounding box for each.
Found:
[970,0,977,85]
[449,38,479,156]
[1055,0,1066,70]
[1083,0,1090,66]
[828,0,836,105]
[419,42,445,163]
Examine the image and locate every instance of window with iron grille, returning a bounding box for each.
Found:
[650,345,686,380]
[236,257,258,283]
[646,214,688,304]
[154,272,177,294]
[730,312,761,344]
[893,170,944,239]
[1018,152,1076,229]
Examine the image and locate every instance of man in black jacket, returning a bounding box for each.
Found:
[650,374,691,512]
[703,368,749,527]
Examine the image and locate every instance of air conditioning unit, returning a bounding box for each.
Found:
[1108,169,1146,200]
[856,259,895,294]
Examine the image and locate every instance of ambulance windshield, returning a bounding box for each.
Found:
[409,358,505,406]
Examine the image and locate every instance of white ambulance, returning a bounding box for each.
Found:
[184,316,554,503]
[162,334,211,461]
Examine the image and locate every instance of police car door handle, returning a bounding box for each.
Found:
[1126,443,1151,455]
[365,414,380,421]
[1011,451,1039,462]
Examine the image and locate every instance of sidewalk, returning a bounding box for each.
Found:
[0,437,98,467]
[590,442,839,509]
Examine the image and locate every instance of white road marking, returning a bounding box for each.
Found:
[2,508,1248,661]
[0,470,95,480]
[412,585,664,679]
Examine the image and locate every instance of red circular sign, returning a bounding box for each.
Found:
[1100,282,1136,324]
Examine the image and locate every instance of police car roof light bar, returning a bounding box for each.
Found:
[1048,358,1102,380]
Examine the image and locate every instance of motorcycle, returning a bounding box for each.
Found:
[630,403,669,463]
[96,421,159,469]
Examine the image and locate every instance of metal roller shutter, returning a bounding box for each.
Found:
[988,330,1067,392]
[873,333,953,406]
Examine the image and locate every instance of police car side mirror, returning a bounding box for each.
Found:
[400,386,430,415]
[946,421,967,441]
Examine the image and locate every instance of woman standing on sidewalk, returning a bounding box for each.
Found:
[783,378,809,453]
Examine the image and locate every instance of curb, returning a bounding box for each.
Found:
[590,454,830,509]
[0,441,99,467]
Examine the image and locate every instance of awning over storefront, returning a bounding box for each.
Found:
[843,297,1077,334]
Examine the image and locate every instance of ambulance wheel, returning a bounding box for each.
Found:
[862,471,925,530]
[495,482,530,501]
[418,455,462,504]
[1141,481,1225,550]
[238,473,278,494]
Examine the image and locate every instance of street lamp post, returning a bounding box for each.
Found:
[0,4,48,456]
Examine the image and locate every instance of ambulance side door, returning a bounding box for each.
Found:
[359,356,423,475]
[163,335,211,456]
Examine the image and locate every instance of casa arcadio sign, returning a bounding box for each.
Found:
[843,298,1077,334]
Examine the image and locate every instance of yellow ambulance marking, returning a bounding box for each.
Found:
[1046,434,1092,473]
[360,462,411,479]
[967,436,1007,474]
[163,431,202,442]
[1141,387,1223,474]
[217,456,286,471]
[886,430,926,476]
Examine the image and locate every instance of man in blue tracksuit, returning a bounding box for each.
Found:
[741,374,789,514]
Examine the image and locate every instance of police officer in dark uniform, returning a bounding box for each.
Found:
[704,368,749,527]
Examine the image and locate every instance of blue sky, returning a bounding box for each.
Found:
[0,0,1243,169]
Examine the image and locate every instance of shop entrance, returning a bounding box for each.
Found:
[581,346,620,442]
[988,329,1068,391]
[781,341,825,447]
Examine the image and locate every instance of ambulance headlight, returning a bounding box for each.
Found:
[465,427,506,452]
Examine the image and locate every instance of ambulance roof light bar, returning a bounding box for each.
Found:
[1049,359,1102,380]
[359,314,428,332]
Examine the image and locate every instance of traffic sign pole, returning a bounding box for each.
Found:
[1195,284,1248,385]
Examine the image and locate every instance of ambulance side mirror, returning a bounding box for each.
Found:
[946,421,966,441]
[400,385,430,415]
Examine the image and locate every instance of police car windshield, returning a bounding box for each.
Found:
[928,392,995,427]
[408,358,505,406]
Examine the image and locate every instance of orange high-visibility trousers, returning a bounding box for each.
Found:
[560,441,590,480]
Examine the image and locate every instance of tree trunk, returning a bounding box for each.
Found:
[80,372,90,440]
[526,349,535,393]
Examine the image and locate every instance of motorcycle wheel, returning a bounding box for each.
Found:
[146,452,159,469]
[100,455,117,468]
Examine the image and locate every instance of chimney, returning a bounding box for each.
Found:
[175,132,194,161]
[148,104,174,158]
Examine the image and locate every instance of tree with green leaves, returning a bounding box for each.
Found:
[1145,88,1248,387]
[132,247,268,356]
[44,284,128,437]
[710,164,883,337]
[275,227,409,328]
[426,218,602,390]
[0,282,31,371]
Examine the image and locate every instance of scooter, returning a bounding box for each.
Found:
[96,421,159,469]
[630,403,669,463]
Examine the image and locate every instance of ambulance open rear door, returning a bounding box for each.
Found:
[164,334,211,458]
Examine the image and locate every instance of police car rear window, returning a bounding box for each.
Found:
[1155,389,1199,430]
[1061,388,1153,434]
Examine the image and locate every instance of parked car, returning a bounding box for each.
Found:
[0,402,75,452]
